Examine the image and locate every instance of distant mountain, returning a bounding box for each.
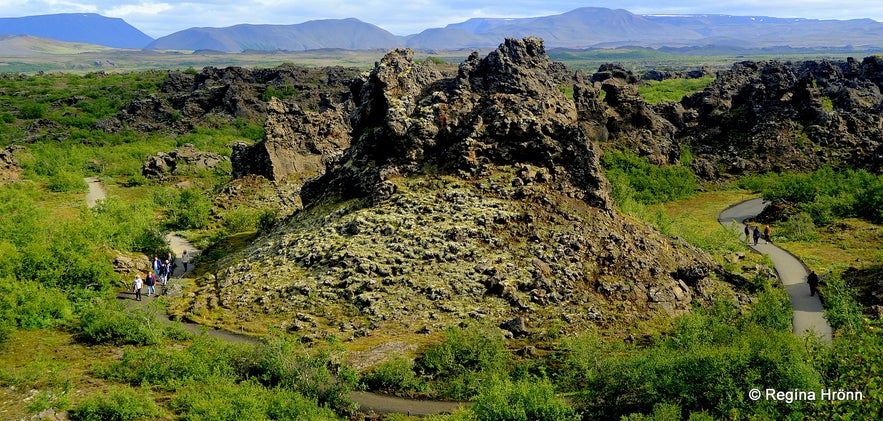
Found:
[3,8,883,54]
[642,14,883,48]
[0,13,153,49]
[404,8,703,49]
[147,18,402,52]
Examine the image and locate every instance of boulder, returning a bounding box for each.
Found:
[142,143,228,179]
[0,144,23,180]
[231,97,350,181]
[302,37,612,210]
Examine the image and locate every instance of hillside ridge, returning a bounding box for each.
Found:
[4,7,883,52]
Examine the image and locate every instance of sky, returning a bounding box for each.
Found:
[3,1,883,39]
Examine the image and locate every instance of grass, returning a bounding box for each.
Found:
[0,330,119,418]
[638,76,715,104]
[771,218,883,274]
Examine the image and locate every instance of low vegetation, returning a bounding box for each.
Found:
[638,76,715,104]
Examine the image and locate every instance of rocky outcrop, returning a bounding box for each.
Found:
[302,37,611,210]
[680,57,883,176]
[231,97,351,181]
[593,64,684,166]
[142,143,228,179]
[641,67,713,82]
[0,144,22,180]
[180,38,736,340]
[96,65,360,135]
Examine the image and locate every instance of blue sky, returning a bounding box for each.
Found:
[3,1,883,38]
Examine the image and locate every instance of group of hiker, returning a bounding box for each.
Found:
[131,252,188,301]
[743,222,822,297]
[743,223,772,245]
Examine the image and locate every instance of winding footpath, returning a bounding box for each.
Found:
[85,177,200,280]
[719,198,833,343]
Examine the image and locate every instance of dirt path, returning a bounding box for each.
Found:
[84,176,105,208]
[719,198,833,343]
[164,232,199,278]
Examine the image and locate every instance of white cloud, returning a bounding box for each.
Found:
[106,3,173,17]
[3,0,883,39]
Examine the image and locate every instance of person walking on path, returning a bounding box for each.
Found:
[744,224,751,243]
[152,255,162,274]
[161,260,171,286]
[753,226,761,245]
[808,271,820,296]
[763,225,772,244]
[132,274,143,301]
[145,271,157,297]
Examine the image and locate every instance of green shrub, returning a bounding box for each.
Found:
[550,331,624,392]
[0,279,73,329]
[261,85,298,101]
[750,167,883,224]
[472,376,577,421]
[778,212,819,242]
[415,323,509,400]
[170,377,339,421]
[819,271,864,332]
[96,335,244,388]
[47,170,86,192]
[74,300,161,346]
[362,354,426,393]
[811,326,883,418]
[602,150,699,205]
[741,287,792,331]
[257,209,278,232]
[242,336,358,415]
[167,188,213,229]
[19,102,46,119]
[576,303,822,419]
[222,207,260,233]
[69,386,162,421]
[417,324,508,378]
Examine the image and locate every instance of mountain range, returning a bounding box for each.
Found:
[2,8,883,53]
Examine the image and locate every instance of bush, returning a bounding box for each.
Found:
[415,323,509,400]
[362,354,426,393]
[0,279,73,329]
[602,150,699,205]
[96,335,244,389]
[550,331,625,392]
[47,170,86,192]
[576,304,822,419]
[242,335,358,415]
[69,386,162,421]
[169,377,339,421]
[19,102,46,119]
[741,287,792,332]
[167,188,212,230]
[472,376,578,421]
[818,271,864,332]
[257,209,278,232]
[74,300,161,346]
[222,207,260,233]
[778,212,819,242]
[750,167,883,225]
